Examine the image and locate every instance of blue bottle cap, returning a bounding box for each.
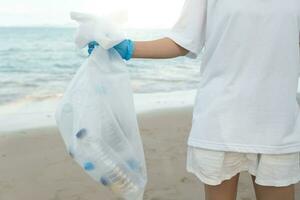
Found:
[127,159,140,171]
[83,162,95,171]
[100,176,110,186]
[76,128,87,139]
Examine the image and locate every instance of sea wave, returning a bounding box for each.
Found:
[0,27,202,107]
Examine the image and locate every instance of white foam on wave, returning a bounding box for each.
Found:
[0,90,196,133]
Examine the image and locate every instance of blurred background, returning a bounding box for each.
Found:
[0,0,203,133]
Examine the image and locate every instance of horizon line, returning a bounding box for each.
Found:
[0,25,168,30]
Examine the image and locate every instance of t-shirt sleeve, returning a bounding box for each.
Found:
[165,0,207,59]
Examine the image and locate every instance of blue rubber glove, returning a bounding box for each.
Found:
[88,41,99,55]
[87,39,135,61]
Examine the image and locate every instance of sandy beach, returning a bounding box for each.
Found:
[0,104,299,200]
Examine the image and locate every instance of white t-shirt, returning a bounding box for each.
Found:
[166,0,300,154]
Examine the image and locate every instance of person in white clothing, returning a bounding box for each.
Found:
[88,0,300,199]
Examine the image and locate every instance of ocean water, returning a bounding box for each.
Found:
[0,27,202,106]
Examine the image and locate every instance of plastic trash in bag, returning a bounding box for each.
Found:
[55,11,147,200]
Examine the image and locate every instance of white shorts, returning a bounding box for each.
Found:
[187,146,300,187]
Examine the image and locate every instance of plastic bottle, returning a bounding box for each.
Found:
[72,127,146,200]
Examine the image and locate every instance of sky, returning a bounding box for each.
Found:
[0,0,185,28]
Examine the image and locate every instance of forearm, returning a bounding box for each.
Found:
[132,37,189,59]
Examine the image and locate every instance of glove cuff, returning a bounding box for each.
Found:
[124,39,135,61]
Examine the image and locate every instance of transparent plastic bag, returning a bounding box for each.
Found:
[55,12,147,200]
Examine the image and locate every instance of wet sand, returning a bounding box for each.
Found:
[0,106,299,200]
